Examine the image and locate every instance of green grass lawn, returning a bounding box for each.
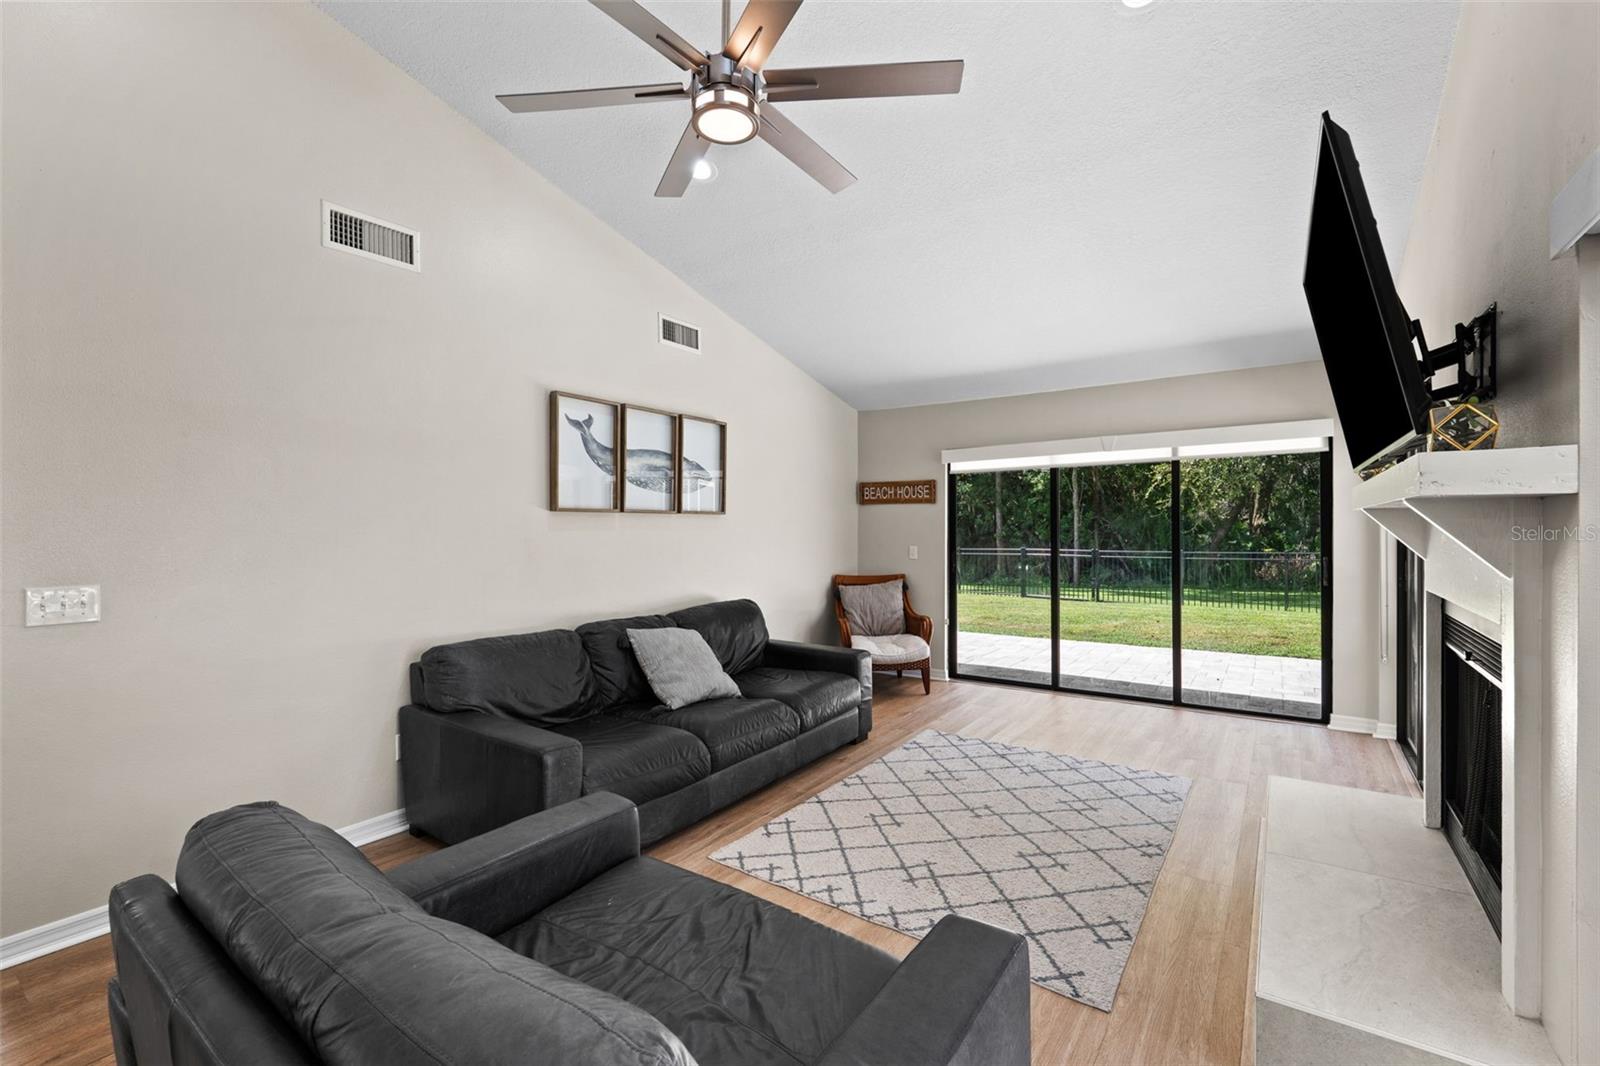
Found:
[957,594,1322,659]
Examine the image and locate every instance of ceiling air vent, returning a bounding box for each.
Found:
[321,201,419,271]
[658,314,701,353]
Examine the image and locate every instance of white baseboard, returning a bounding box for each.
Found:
[874,668,950,682]
[1327,714,1378,735]
[1372,722,1398,741]
[0,905,113,971]
[0,807,408,970]
[338,807,411,847]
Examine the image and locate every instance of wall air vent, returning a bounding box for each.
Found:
[321,201,419,271]
[658,314,701,353]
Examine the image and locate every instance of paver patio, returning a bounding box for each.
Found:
[956,630,1322,718]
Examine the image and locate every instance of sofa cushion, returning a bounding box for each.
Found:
[838,580,904,637]
[175,803,690,1066]
[500,856,898,1066]
[733,666,862,732]
[578,614,675,709]
[611,697,799,771]
[668,599,769,676]
[549,715,712,805]
[626,628,742,710]
[419,629,595,724]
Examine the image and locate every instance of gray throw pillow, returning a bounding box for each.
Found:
[839,580,905,637]
[626,628,742,710]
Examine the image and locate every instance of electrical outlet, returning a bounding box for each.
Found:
[25,586,100,626]
[908,545,919,560]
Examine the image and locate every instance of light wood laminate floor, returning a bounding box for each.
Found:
[0,678,1416,1065]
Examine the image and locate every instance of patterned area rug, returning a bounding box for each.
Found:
[712,730,1192,1011]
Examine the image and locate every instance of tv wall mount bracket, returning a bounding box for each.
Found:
[1413,303,1497,403]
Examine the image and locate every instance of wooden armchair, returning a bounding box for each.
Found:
[832,573,934,694]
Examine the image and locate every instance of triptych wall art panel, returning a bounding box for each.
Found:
[549,391,726,515]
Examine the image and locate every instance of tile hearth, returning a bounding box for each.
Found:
[1255,777,1556,1066]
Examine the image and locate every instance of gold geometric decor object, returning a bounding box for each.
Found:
[1428,400,1500,452]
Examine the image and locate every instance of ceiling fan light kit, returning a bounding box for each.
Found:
[496,0,965,197]
[691,60,762,144]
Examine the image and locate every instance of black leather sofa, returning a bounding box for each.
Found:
[400,599,873,845]
[107,793,1030,1066]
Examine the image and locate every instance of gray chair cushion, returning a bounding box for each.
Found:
[419,629,595,724]
[627,628,742,709]
[838,581,904,637]
[611,697,799,770]
[500,857,898,1066]
[733,667,862,732]
[850,633,932,666]
[549,715,712,805]
[175,802,690,1066]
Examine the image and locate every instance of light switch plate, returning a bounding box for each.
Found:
[25,586,100,626]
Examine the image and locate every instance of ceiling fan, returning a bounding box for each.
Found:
[496,0,964,196]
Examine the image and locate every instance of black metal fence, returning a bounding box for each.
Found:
[956,547,1321,611]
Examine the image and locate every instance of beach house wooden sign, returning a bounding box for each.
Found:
[857,480,938,505]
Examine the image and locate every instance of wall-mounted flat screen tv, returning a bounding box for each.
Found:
[1303,112,1430,468]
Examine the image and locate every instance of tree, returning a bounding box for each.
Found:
[992,472,1003,579]
[1070,468,1081,584]
[954,454,1319,560]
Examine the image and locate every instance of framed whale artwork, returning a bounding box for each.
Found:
[679,415,726,515]
[549,391,620,512]
[621,404,679,513]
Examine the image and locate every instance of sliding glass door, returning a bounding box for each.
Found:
[951,468,1054,685]
[1057,463,1172,702]
[948,445,1330,721]
[1178,453,1326,719]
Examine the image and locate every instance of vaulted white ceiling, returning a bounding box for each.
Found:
[320,1,1459,410]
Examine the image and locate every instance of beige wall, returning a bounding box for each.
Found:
[0,3,857,936]
[1393,4,1598,1062]
[857,360,1379,723]
[1575,236,1599,1066]
[1395,4,1593,1056]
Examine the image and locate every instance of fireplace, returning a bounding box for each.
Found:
[1359,447,1576,1017]
[1441,614,1503,936]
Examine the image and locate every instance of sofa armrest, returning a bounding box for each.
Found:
[386,792,639,938]
[763,639,873,740]
[815,915,1030,1066]
[109,875,315,1066]
[399,704,584,844]
[764,638,869,680]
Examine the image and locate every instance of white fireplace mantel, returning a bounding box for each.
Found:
[1357,444,1577,1021]
[1354,445,1577,507]
[1358,446,1578,579]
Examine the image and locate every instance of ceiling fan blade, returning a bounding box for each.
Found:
[655,122,710,198]
[497,83,686,113]
[723,0,802,71]
[590,0,704,71]
[757,103,855,193]
[763,59,964,102]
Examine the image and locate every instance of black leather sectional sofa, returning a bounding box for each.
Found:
[107,793,1031,1065]
[400,598,873,845]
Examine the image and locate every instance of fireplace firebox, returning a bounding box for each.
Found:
[1441,615,1503,937]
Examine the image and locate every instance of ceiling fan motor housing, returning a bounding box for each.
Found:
[692,55,765,144]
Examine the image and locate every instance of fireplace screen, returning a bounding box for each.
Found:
[1442,617,1503,935]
